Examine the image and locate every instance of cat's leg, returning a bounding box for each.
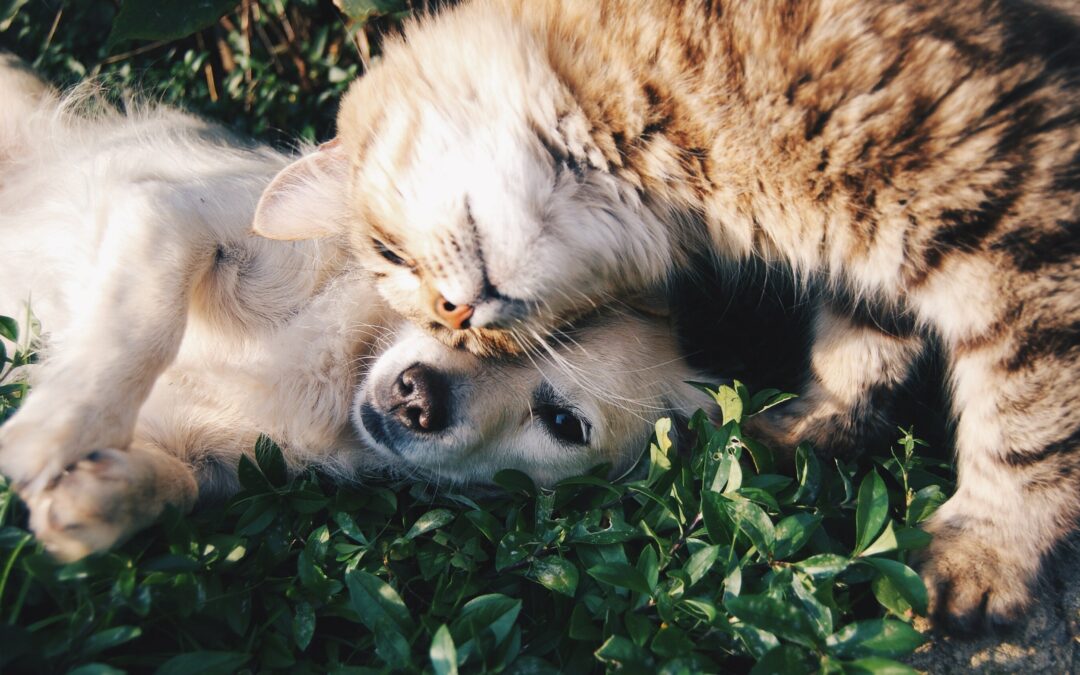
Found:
[0,185,217,535]
[745,301,925,461]
[916,289,1080,633]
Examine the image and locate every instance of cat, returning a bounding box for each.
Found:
[253,0,1080,633]
[0,55,710,561]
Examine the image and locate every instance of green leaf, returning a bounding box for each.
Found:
[464,510,501,542]
[701,491,732,545]
[712,385,744,425]
[68,665,126,675]
[724,497,776,556]
[795,553,850,581]
[684,544,720,586]
[333,511,369,545]
[594,635,654,674]
[654,416,673,454]
[493,469,537,496]
[791,572,834,637]
[906,485,947,525]
[841,657,919,674]
[748,389,798,416]
[496,531,532,571]
[404,509,454,540]
[451,594,522,664]
[871,573,912,618]
[80,626,142,657]
[637,545,660,591]
[791,445,822,505]
[895,527,932,551]
[154,651,251,675]
[862,521,929,557]
[0,316,17,342]
[648,417,675,483]
[346,570,413,634]
[293,601,315,651]
[860,519,899,557]
[0,0,29,32]
[569,603,602,641]
[528,556,578,597]
[863,558,928,615]
[254,435,287,487]
[586,563,652,595]
[749,644,814,675]
[650,624,694,660]
[825,620,925,659]
[742,435,775,474]
[430,624,458,675]
[333,0,409,21]
[236,454,271,493]
[726,594,824,648]
[773,514,821,560]
[854,470,889,555]
[626,611,653,647]
[108,0,241,48]
[375,627,413,670]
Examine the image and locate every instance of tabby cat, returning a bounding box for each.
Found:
[254,0,1080,633]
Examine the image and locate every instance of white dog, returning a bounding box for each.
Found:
[0,55,711,561]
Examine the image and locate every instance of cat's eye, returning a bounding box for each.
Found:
[535,402,591,446]
[372,238,408,267]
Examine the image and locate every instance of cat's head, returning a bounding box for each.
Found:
[354,309,713,487]
[252,5,674,356]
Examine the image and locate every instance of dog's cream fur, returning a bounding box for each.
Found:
[0,57,710,560]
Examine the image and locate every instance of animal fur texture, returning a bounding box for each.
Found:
[0,56,710,560]
[254,0,1080,633]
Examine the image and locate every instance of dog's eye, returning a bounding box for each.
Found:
[536,403,590,446]
[372,238,408,266]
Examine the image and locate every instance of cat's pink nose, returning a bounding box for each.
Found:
[434,296,474,330]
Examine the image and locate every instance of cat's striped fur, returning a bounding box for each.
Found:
[254,0,1080,633]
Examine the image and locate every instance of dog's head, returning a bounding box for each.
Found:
[354,310,712,487]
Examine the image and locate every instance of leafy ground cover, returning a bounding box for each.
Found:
[0,2,956,672]
[0,309,954,673]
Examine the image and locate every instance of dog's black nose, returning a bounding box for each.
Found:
[389,363,450,433]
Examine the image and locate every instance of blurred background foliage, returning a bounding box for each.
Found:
[0,0,434,145]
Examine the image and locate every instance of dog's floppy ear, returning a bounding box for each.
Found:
[253,139,349,240]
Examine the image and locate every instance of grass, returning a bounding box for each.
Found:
[0,2,957,672]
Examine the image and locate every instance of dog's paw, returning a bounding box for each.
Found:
[0,416,84,494]
[915,519,1036,635]
[24,447,196,562]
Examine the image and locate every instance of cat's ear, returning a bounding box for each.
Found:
[252,139,349,240]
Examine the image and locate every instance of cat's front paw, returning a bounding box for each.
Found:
[24,447,197,562]
[915,518,1037,635]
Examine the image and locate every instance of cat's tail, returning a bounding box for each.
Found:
[0,52,55,165]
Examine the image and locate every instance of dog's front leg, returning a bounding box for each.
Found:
[0,183,213,553]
